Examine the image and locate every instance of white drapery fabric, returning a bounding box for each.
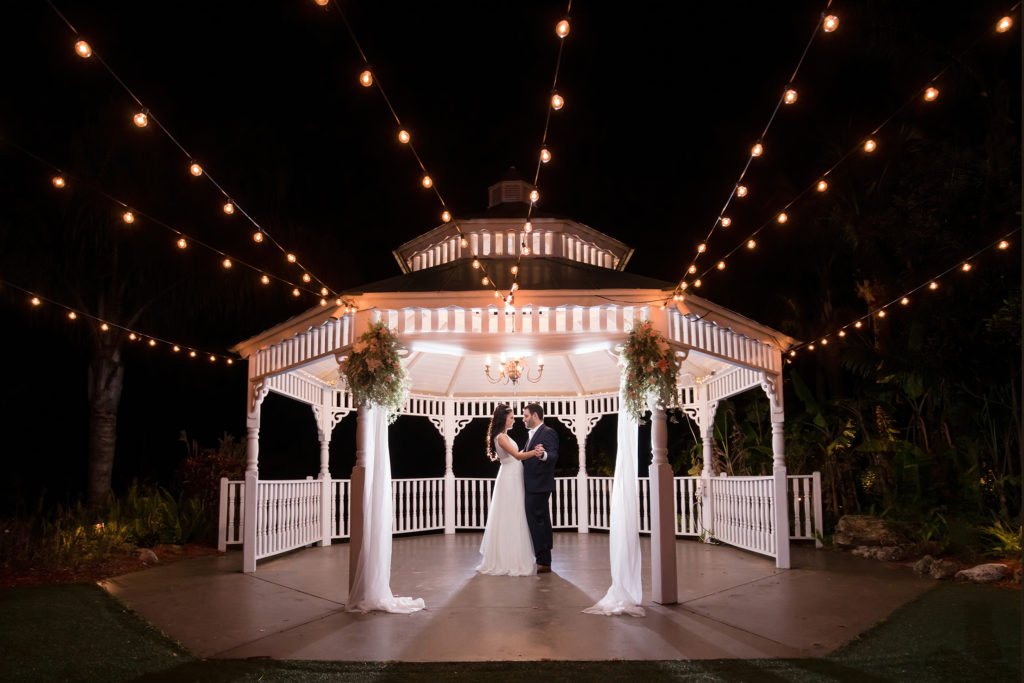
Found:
[584,397,645,617]
[346,405,426,613]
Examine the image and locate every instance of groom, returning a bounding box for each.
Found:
[522,402,559,573]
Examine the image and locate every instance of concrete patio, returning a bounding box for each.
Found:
[99,534,933,662]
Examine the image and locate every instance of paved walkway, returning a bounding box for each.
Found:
[99,534,933,662]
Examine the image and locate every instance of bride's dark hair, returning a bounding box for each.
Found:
[486,403,513,459]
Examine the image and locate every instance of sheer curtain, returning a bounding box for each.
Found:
[346,405,426,613]
[584,396,645,617]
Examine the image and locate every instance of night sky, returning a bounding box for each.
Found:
[0,2,1018,505]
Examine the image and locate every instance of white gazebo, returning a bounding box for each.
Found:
[225,174,820,605]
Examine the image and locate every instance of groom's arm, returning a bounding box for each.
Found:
[541,428,559,468]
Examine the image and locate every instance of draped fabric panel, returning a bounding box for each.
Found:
[346,405,426,613]
[584,396,645,617]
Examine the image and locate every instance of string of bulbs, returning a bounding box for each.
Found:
[787,229,1020,356]
[2,278,241,365]
[675,1,837,294]
[46,0,341,302]
[672,5,1020,299]
[1,134,355,309]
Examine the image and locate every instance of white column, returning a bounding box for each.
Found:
[349,404,370,589]
[317,430,332,548]
[575,402,589,534]
[699,388,717,545]
[243,405,260,573]
[443,400,456,534]
[772,419,791,569]
[648,400,678,605]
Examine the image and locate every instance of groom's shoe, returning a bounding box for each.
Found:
[537,565,551,573]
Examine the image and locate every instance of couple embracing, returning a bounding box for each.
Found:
[476,402,559,576]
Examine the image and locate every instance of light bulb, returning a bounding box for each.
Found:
[998,240,1009,249]
[901,297,909,305]
[177,237,187,249]
[997,16,1013,33]
[808,344,815,351]
[261,274,270,284]
[735,185,747,197]
[287,253,296,263]
[863,139,877,152]
[209,355,216,362]
[529,189,539,202]
[720,216,731,227]
[460,237,468,248]
[398,129,410,143]
[681,282,688,290]
[189,350,197,358]
[101,323,109,331]
[321,287,328,295]
[751,143,763,157]
[292,288,300,297]
[422,175,432,188]
[551,93,564,110]
[122,211,134,224]
[223,202,234,214]
[315,0,329,5]
[441,210,451,222]
[173,345,180,352]
[777,212,788,224]
[302,273,311,282]
[854,321,863,328]
[149,339,157,347]
[838,330,846,337]
[697,243,706,253]
[52,176,66,188]
[129,332,137,340]
[821,339,828,345]
[556,19,570,37]
[227,359,233,365]
[222,258,232,268]
[924,87,939,101]
[929,281,938,290]
[693,279,702,288]
[133,112,148,127]
[823,15,839,32]
[320,298,327,306]
[523,246,531,255]
[75,40,92,58]
[961,262,972,272]
[817,179,828,192]
[494,291,501,298]
[524,221,533,233]
[790,349,797,355]
[359,70,373,87]
[30,297,41,306]
[481,277,489,285]
[473,259,480,269]
[252,231,263,243]
[747,239,756,249]
[784,89,798,104]
[510,282,519,292]
[877,310,886,318]
[688,264,697,274]
[189,162,203,176]
[68,311,77,320]
[717,261,725,270]
[540,147,551,163]
[511,266,518,274]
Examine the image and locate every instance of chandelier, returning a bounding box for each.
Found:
[484,354,544,386]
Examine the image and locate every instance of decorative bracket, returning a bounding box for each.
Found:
[312,404,348,442]
[759,372,784,418]
[453,417,474,438]
[248,380,269,415]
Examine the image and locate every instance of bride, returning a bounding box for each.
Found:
[476,403,541,576]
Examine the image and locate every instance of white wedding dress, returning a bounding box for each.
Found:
[476,434,536,576]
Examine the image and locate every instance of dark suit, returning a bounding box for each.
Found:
[522,423,559,566]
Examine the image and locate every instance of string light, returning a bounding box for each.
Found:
[961,262,972,272]
[292,288,301,297]
[176,237,187,249]
[261,274,270,284]
[716,261,726,270]
[511,265,518,274]
[359,70,373,87]
[149,339,157,347]
[688,265,697,274]
[924,87,939,101]
[838,330,845,337]
[551,93,564,110]
[302,273,311,282]
[720,217,731,227]
[52,176,66,188]
[929,281,939,290]
[287,253,297,263]
[481,277,489,285]
[68,311,77,320]
[129,333,137,340]
[817,179,828,192]
[189,351,197,358]
[777,212,788,224]
[877,310,887,318]
[321,287,329,296]
[133,112,148,127]
[751,142,763,157]
[996,16,1013,32]
[223,202,235,214]
[697,243,707,253]
[189,162,203,176]
[784,89,798,104]
[252,231,263,243]
[540,147,551,163]
[530,190,540,203]
[31,297,41,306]
[173,345,180,352]
[693,279,702,288]
[421,175,433,188]
[398,130,410,143]
[320,298,327,306]
[863,139,877,152]
[460,237,468,248]
[998,240,1010,249]
[524,221,533,233]
[74,40,91,58]
[735,185,747,197]
[823,15,839,32]
[747,239,756,249]
[854,321,863,328]
[122,211,135,224]
[900,297,910,305]
[556,19,570,38]
[222,258,232,269]
[441,211,451,222]
[472,259,480,269]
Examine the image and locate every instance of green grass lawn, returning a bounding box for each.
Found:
[0,582,1019,682]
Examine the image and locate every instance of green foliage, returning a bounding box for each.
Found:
[981,517,1022,558]
[341,320,409,423]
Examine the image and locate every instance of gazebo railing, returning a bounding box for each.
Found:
[219,473,824,559]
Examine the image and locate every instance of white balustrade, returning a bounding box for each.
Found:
[219,472,823,564]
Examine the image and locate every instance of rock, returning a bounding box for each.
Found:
[874,546,908,562]
[138,548,159,564]
[955,563,1007,583]
[930,560,959,580]
[852,546,874,559]
[914,555,935,574]
[1014,568,1022,584]
[833,515,906,547]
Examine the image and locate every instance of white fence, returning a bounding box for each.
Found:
[219,473,824,561]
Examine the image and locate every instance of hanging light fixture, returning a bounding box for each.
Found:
[485,354,544,386]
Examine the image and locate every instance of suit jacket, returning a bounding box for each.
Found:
[522,423,559,493]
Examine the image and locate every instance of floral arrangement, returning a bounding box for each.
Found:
[621,319,679,422]
[341,320,409,423]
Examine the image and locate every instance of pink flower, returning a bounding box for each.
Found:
[656,358,669,372]
[366,357,382,372]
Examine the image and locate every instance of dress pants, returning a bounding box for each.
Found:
[525,490,553,566]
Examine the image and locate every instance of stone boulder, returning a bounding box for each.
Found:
[913,555,935,575]
[930,560,959,580]
[833,515,906,547]
[955,563,1007,583]
[852,545,910,561]
[138,548,159,564]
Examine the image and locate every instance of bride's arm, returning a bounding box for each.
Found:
[496,433,538,461]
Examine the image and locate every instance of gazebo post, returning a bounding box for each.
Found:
[349,403,369,590]
[648,398,678,605]
[443,399,456,535]
[699,385,718,544]
[313,394,336,548]
[574,399,589,534]
[763,372,791,569]
[243,377,266,574]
